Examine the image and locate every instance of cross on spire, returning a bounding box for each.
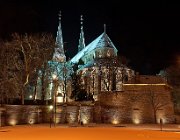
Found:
[58,11,62,21]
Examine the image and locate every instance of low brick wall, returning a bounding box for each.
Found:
[98,91,175,124]
[0,89,175,126]
[1,104,94,126]
[5,105,42,125]
[0,107,6,126]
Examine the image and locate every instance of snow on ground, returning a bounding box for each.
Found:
[0,124,180,140]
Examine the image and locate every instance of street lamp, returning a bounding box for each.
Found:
[49,105,53,128]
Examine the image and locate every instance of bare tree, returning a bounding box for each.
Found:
[0,33,55,104]
[96,56,128,92]
[145,87,169,123]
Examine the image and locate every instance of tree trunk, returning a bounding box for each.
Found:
[33,79,38,101]
[21,91,24,105]
[63,75,67,103]
[98,75,101,94]
[41,63,47,105]
[153,109,157,123]
[0,92,3,105]
[41,71,45,104]
[111,71,116,91]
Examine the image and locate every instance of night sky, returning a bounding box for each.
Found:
[0,0,180,74]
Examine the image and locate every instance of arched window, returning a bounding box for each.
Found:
[99,50,102,58]
[107,50,111,57]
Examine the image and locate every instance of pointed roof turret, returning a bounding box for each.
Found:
[78,15,86,52]
[53,11,66,62]
[104,24,106,34]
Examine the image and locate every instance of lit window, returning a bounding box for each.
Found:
[99,50,102,58]
[107,50,111,57]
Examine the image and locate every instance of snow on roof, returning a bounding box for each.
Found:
[70,32,118,64]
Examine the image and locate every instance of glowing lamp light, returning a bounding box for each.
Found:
[28,119,35,124]
[9,119,17,126]
[55,117,61,124]
[82,119,88,125]
[133,118,140,124]
[29,95,33,99]
[81,116,89,124]
[112,119,119,125]
[52,74,57,80]
[49,105,53,110]
[158,118,166,124]
[56,96,63,103]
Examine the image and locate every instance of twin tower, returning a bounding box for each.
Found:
[52,12,86,63]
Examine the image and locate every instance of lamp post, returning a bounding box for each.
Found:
[49,105,53,128]
[52,74,58,126]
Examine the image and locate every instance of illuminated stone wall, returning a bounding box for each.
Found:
[66,105,79,123]
[0,107,6,126]
[80,105,94,124]
[98,87,175,124]
[5,105,42,126]
[1,87,175,127]
[2,104,94,126]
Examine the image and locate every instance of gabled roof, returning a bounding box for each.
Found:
[70,32,118,64]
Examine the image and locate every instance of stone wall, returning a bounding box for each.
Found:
[98,89,175,124]
[1,104,94,126]
[5,105,42,126]
[0,85,175,126]
[0,107,6,126]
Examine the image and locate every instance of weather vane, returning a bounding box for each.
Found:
[104,24,106,33]
[80,15,83,25]
[58,11,62,21]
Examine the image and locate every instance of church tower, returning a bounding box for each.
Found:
[78,15,86,52]
[53,11,66,62]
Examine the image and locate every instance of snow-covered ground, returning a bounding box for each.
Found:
[0,124,180,140]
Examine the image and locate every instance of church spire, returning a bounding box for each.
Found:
[56,11,64,51]
[104,24,106,34]
[78,15,86,52]
[53,11,66,62]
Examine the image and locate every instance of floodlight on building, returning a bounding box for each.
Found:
[82,119,88,125]
[28,119,35,124]
[9,119,17,126]
[111,119,119,125]
[133,118,140,124]
[52,74,58,80]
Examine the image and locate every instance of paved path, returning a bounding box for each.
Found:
[1,124,180,140]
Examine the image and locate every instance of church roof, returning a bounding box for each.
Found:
[71,32,118,64]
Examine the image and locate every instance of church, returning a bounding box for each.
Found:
[34,12,174,124]
[48,13,135,102]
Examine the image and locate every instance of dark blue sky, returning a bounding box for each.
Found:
[0,0,180,74]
